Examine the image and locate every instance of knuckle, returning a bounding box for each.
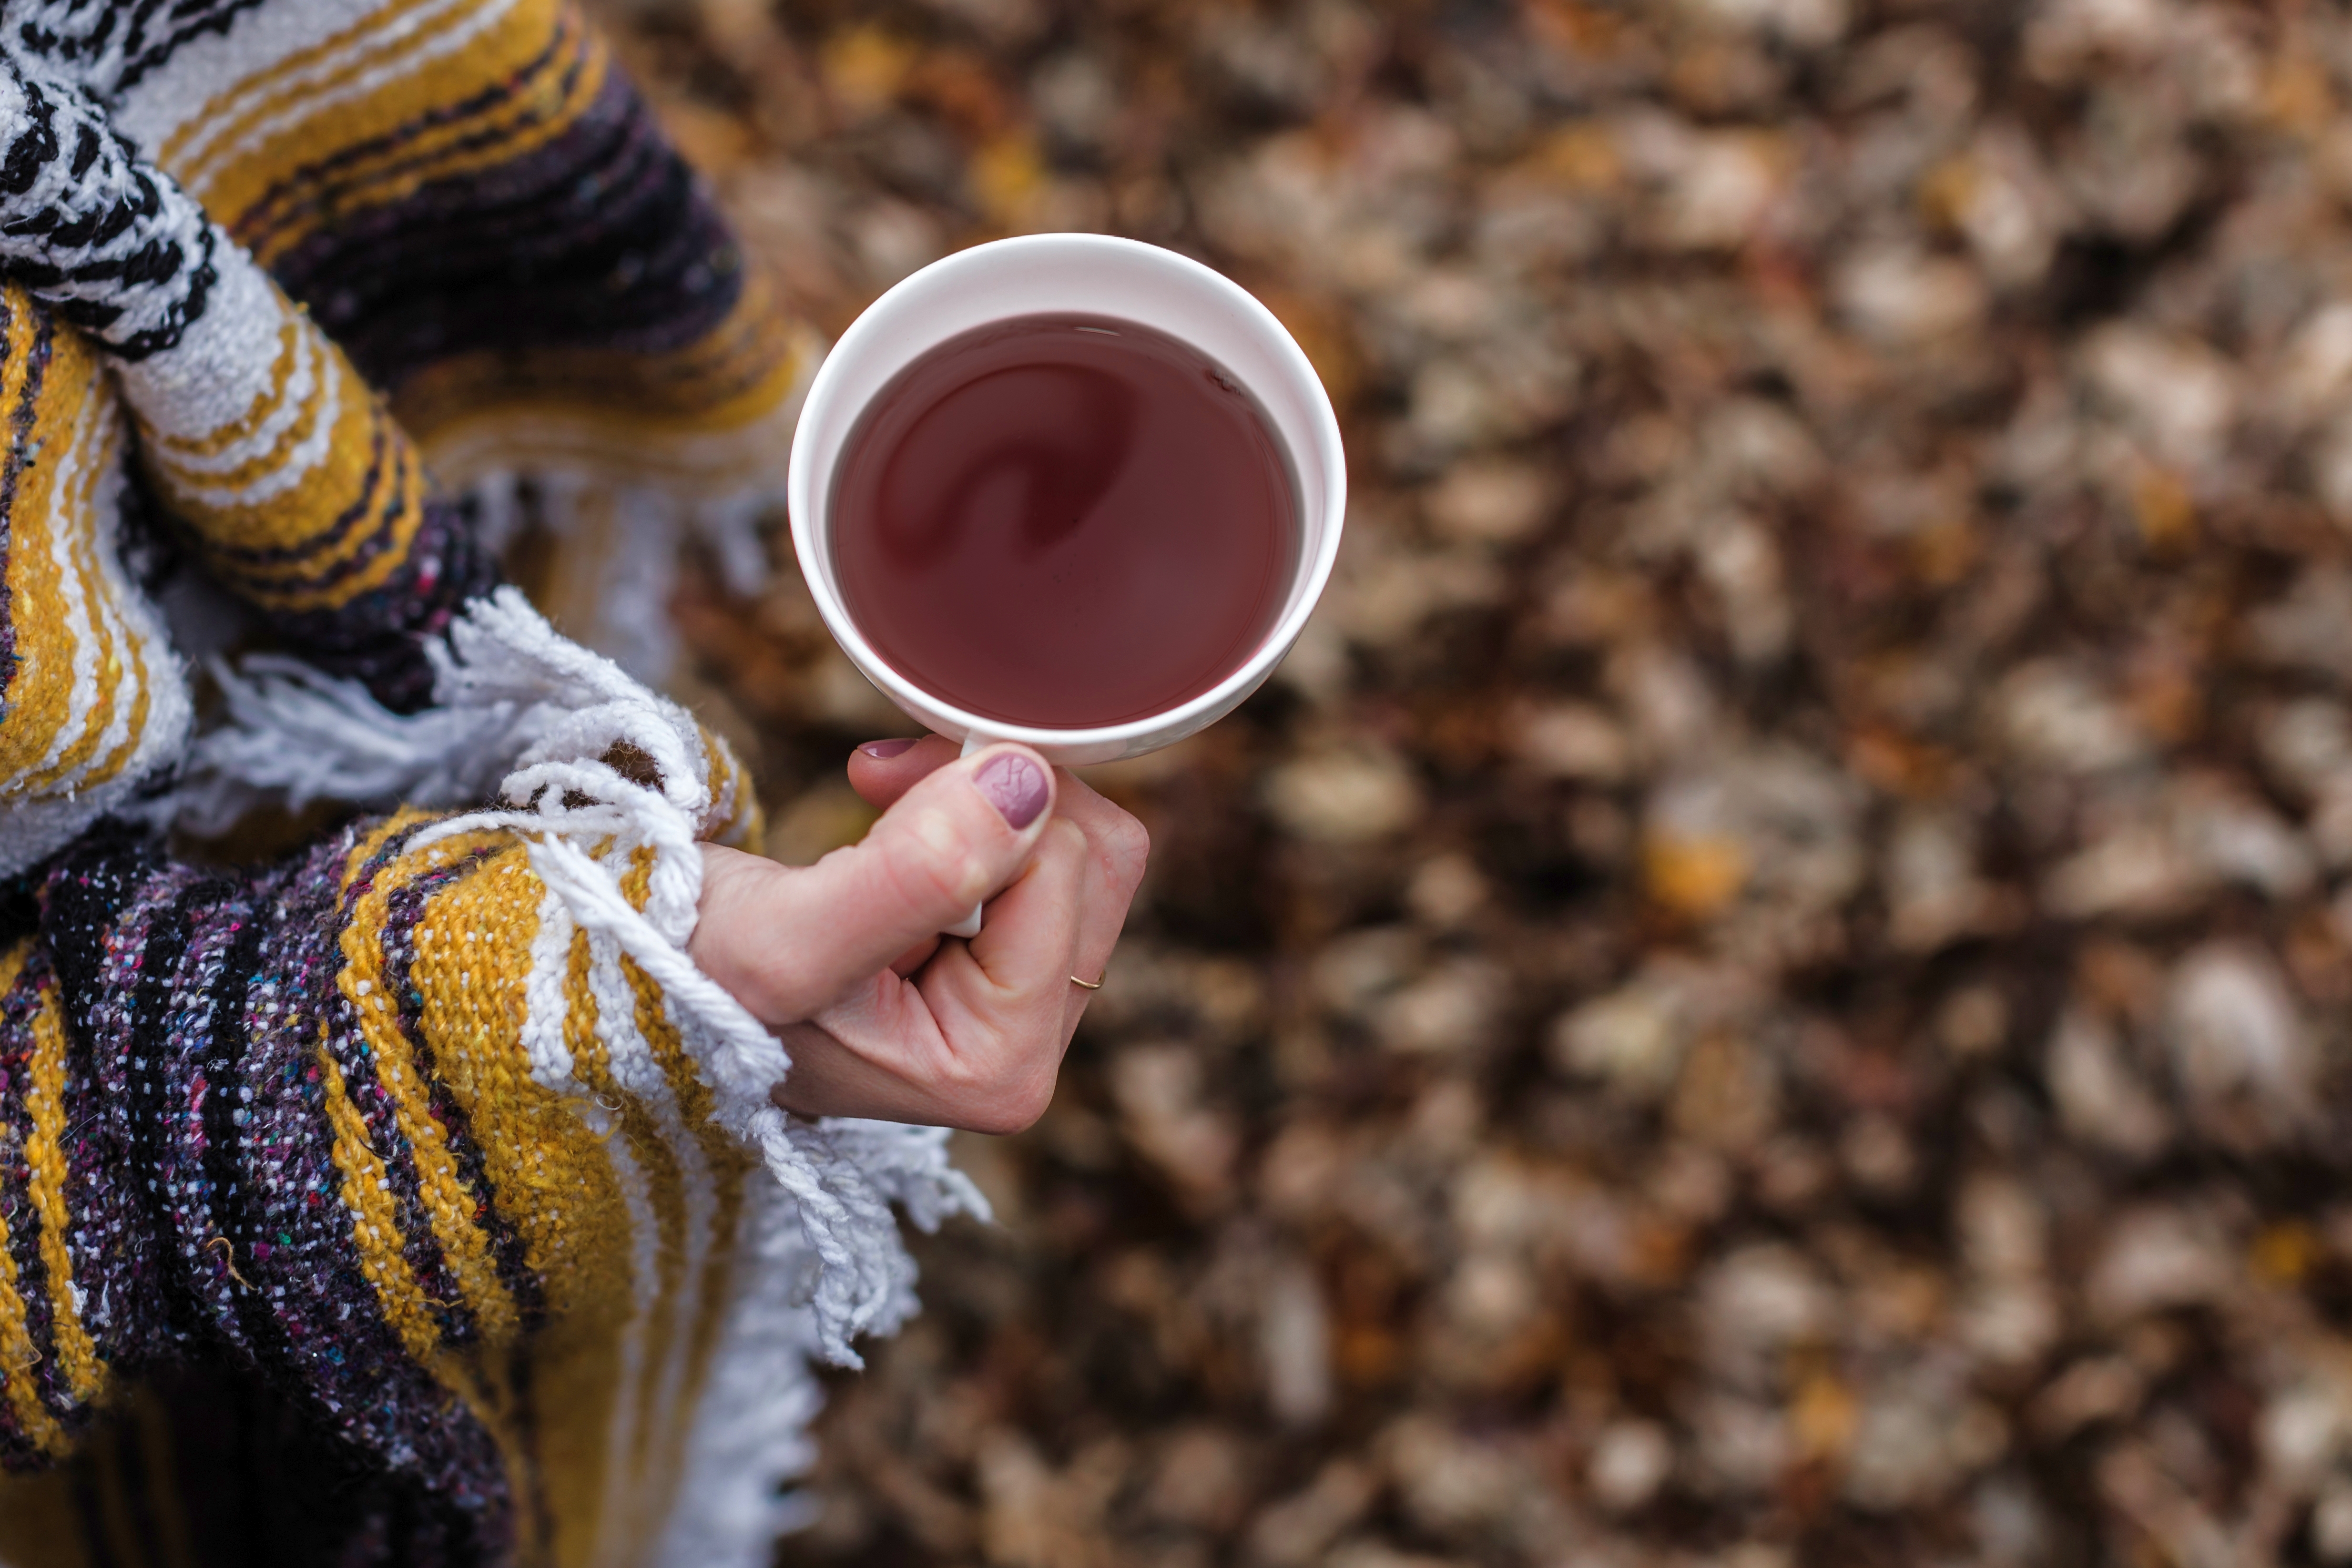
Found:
[1103,812,1151,888]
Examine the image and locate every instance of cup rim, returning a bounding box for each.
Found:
[787,232,1347,751]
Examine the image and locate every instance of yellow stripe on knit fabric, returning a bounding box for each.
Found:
[341,815,417,896]
[0,947,62,1457]
[316,1042,445,1364]
[152,0,469,175]
[23,976,98,1405]
[162,0,545,210]
[140,329,367,543]
[191,0,580,244]
[315,813,468,1362]
[72,408,162,801]
[23,396,128,794]
[403,835,713,1568]
[242,17,610,269]
[224,426,432,615]
[564,963,692,1552]
[141,328,337,505]
[0,294,79,785]
[623,948,759,1537]
[143,347,432,617]
[337,833,523,1347]
[546,927,639,1568]
[285,10,600,203]
[407,843,639,1304]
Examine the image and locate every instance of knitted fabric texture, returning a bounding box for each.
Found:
[0,5,974,1566]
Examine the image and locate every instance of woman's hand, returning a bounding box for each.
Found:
[689,737,1149,1134]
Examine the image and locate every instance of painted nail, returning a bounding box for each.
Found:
[858,738,919,759]
[972,751,1049,830]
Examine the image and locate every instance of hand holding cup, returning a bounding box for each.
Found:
[691,736,1146,1133]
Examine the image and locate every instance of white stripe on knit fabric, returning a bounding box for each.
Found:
[587,1107,661,1568]
[585,934,720,1540]
[174,0,527,204]
[519,886,580,1094]
[112,0,445,162]
[584,932,676,1568]
[585,927,711,1511]
[156,320,344,513]
[650,1179,827,1568]
[147,0,491,181]
[146,317,323,479]
[110,243,291,446]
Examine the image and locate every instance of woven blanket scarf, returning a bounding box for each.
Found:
[0,5,973,1567]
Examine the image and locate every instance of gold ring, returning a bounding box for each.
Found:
[1069,972,1104,990]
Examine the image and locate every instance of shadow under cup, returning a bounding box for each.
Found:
[788,234,1347,769]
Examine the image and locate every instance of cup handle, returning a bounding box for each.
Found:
[941,731,995,939]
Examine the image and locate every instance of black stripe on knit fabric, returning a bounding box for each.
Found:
[111,0,274,95]
[246,425,414,601]
[270,61,740,377]
[368,858,480,1346]
[93,212,216,363]
[260,495,499,716]
[233,12,579,250]
[41,8,118,74]
[0,71,61,201]
[195,901,298,1377]
[384,859,545,1334]
[124,876,237,1341]
[40,826,176,1402]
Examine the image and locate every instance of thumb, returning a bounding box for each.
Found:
[709,745,1057,1023]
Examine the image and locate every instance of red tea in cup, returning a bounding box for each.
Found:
[829,314,1299,730]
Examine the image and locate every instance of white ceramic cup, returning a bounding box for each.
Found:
[787,234,1347,934]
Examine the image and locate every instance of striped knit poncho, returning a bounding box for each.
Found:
[0,4,979,1566]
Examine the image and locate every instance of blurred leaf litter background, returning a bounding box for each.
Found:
[593,1,2352,1563]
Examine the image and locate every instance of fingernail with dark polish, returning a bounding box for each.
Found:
[972,751,1049,829]
[858,738,918,759]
